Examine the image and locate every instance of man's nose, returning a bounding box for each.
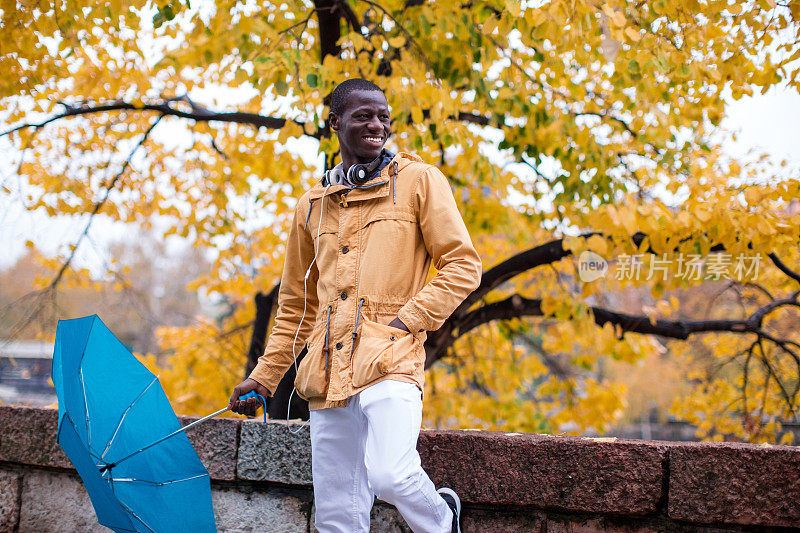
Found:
[367,115,383,132]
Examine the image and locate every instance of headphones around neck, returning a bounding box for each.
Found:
[323,150,388,187]
[322,162,370,187]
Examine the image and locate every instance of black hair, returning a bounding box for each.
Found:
[330,78,384,116]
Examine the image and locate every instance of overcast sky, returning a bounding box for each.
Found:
[722,83,800,167]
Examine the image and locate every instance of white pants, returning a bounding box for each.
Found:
[309,380,453,533]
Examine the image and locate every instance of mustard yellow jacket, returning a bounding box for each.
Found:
[249,152,482,410]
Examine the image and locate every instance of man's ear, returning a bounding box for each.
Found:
[329,112,339,131]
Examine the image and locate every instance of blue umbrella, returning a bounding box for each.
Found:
[52,315,219,532]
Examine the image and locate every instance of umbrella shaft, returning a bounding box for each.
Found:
[176,406,231,434]
[108,407,230,469]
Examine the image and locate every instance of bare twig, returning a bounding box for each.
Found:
[357,0,439,82]
[49,115,163,289]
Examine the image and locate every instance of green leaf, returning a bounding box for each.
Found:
[420,15,431,36]
[275,80,288,96]
[306,73,318,88]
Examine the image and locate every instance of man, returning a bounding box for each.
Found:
[230,78,481,533]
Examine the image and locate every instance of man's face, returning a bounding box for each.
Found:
[330,89,391,164]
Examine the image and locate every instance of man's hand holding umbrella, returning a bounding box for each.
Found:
[229,378,270,417]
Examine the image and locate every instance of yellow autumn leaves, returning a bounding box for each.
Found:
[3,0,799,441]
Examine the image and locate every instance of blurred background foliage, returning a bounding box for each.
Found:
[1,0,799,443]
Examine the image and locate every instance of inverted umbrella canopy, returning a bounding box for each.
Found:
[52,315,216,533]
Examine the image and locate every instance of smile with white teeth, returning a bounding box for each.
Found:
[364,136,383,144]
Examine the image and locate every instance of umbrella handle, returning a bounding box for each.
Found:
[238,391,268,423]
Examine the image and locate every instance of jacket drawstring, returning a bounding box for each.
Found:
[391,161,398,204]
[351,179,388,190]
[304,199,314,230]
[350,297,366,360]
[323,305,332,373]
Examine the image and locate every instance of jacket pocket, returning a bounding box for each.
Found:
[294,337,329,400]
[359,210,416,230]
[352,316,417,388]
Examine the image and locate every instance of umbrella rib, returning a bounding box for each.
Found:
[117,501,157,533]
[61,412,104,463]
[79,367,92,452]
[76,316,98,451]
[101,375,160,460]
[106,406,229,470]
[110,473,209,486]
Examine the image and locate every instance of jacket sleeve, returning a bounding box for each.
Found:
[249,198,319,394]
[396,165,482,333]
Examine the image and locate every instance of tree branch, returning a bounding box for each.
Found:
[1,100,296,138]
[457,294,752,340]
[768,252,800,285]
[428,287,799,370]
[518,333,573,379]
[756,337,797,418]
[314,0,342,63]
[453,231,730,321]
[3,97,498,143]
[426,232,798,370]
[453,233,598,319]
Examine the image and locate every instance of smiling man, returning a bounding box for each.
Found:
[230,78,482,533]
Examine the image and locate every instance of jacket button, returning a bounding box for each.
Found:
[340,291,347,300]
[335,342,343,350]
[342,246,349,254]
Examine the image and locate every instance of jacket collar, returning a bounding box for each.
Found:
[308,152,422,202]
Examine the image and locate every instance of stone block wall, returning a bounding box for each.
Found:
[1,405,798,532]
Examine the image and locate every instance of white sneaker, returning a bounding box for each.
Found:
[437,487,461,533]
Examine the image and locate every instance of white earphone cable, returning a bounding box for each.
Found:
[285,183,331,433]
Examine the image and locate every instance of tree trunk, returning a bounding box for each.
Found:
[244,290,276,376]
[266,350,310,421]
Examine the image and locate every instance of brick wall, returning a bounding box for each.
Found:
[1,406,798,532]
